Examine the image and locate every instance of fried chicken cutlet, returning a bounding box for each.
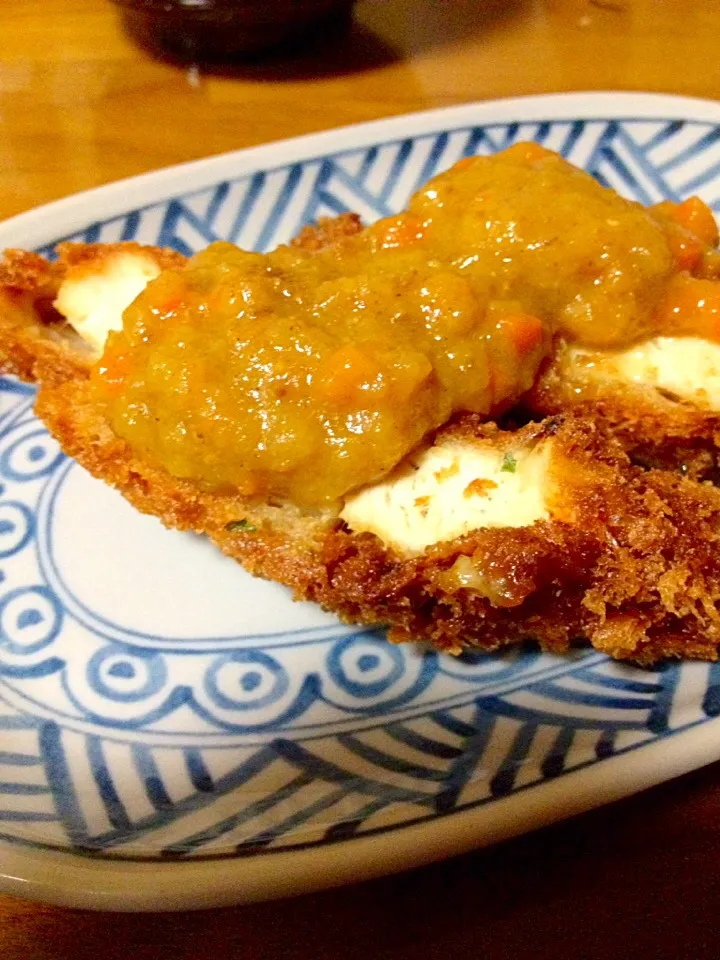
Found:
[5,145,720,665]
[527,332,720,481]
[526,197,720,480]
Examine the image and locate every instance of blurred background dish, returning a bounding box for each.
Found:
[112,0,357,63]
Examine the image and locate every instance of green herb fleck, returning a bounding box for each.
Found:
[501,452,517,474]
[225,519,257,534]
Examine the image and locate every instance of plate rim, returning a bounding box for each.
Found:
[3,91,720,249]
[3,89,720,910]
[1,715,719,911]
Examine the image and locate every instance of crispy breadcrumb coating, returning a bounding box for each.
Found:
[0,242,184,384]
[527,341,720,481]
[3,223,720,664]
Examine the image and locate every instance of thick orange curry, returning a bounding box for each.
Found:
[93,143,720,507]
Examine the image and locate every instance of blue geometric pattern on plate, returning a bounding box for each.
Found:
[3,113,720,858]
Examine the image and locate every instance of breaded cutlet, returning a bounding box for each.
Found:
[0,242,185,384]
[3,225,720,664]
[527,339,720,481]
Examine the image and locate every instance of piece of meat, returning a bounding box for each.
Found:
[4,225,720,664]
[30,373,720,664]
[0,241,184,384]
[527,338,720,481]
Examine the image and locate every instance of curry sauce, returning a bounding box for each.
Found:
[93,143,720,507]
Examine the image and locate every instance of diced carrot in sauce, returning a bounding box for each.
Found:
[319,344,431,406]
[666,229,705,273]
[496,313,544,357]
[656,275,720,341]
[654,196,719,272]
[453,156,476,171]
[95,344,131,396]
[371,213,425,250]
[318,345,383,405]
[157,294,184,315]
[669,197,719,247]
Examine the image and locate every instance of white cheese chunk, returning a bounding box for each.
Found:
[53,251,161,354]
[340,438,552,556]
[568,336,720,410]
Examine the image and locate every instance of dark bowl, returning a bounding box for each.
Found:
[113,0,357,63]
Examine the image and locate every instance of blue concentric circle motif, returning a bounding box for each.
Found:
[0,426,64,482]
[0,585,62,655]
[205,650,289,712]
[87,647,168,704]
[328,634,405,699]
[0,501,34,559]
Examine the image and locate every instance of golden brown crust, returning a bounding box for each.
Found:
[290,213,364,252]
[0,242,184,294]
[527,343,720,480]
[0,241,186,387]
[0,248,63,296]
[0,288,92,385]
[5,228,720,664]
[32,377,720,665]
[54,241,185,273]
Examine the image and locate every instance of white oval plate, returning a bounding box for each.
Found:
[2,92,720,911]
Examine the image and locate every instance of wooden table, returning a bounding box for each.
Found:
[2,0,720,954]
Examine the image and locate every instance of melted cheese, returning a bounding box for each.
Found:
[54,251,161,354]
[568,336,720,410]
[341,438,552,556]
